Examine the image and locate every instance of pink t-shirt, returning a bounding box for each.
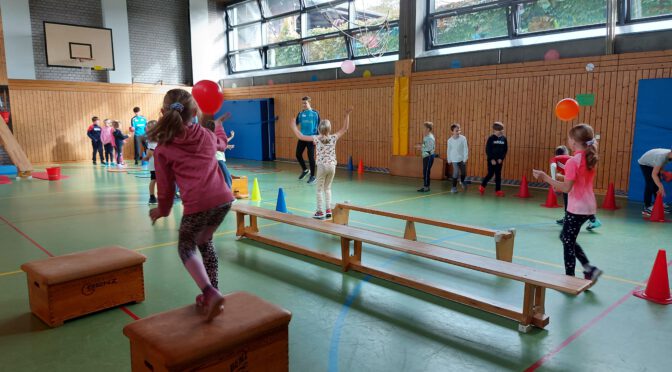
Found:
[564,151,596,215]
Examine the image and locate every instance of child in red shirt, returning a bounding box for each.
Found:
[147,89,233,321]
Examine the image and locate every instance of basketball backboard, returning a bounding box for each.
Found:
[44,22,114,71]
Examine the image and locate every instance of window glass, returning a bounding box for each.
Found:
[432,7,508,45]
[228,23,262,51]
[303,37,348,63]
[304,0,340,7]
[227,1,261,26]
[432,0,499,13]
[260,0,301,17]
[352,25,399,57]
[517,0,606,34]
[267,45,303,68]
[352,0,400,27]
[229,50,263,72]
[306,3,350,36]
[266,15,301,44]
[629,0,672,20]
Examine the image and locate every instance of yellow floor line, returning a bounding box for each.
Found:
[0,270,22,277]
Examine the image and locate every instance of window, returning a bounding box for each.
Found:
[516,0,606,34]
[629,0,672,20]
[432,0,499,13]
[225,0,400,74]
[433,7,508,45]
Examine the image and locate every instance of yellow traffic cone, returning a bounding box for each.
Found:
[251,177,262,202]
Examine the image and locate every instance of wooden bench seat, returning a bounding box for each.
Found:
[331,203,516,262]
[21,246,146,327]
[123,291,291,372]
[233,204,591,332]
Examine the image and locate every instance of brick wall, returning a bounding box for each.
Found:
[127,0,192,85]
[29,0,107,82]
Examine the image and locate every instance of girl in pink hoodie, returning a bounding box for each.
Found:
[100,119,116,166]
[147,88,234,321]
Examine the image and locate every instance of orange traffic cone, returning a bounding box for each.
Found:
[634,250,672,305]
[649,193,667,222]
[600,182,619,210]
[516,175,531,198]
[541,186,561,208]
[357,160,364,174]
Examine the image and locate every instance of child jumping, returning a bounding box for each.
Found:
[291,107,352,219]
[447,123,468,193]
[143,120,158,204]
[147,89,233,321]
[480,122,507,196]
[417,122,435,193]
[551,145,602,230]
[101,119,115,166]
[112,121,128,167]
[533,124,603,282]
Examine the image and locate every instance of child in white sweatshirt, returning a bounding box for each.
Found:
[447,123,469,193]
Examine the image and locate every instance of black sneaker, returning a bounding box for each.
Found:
[583,266,603,283]
[148,195,157,205]
[307,176,316,184]
[417,187,429,192]
[298,169,309,180]
[93,162,97,165]
[556,218,564,225]
[642,207,653,217]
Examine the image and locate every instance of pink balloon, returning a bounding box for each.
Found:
[341,60,356,74]
[192,80,224,114]
[544,49,560,61]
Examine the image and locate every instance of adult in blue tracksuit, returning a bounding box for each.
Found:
[131,106,148,165]
[295,96,320,184]
[86,116,104,165]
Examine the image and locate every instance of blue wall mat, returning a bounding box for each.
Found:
[628,78,672,203]
[0,165,17,175]
[214,99,275,161]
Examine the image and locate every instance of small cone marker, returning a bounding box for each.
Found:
[541,186,561,208]
[600,182,619,210]
[649,193,666,222]
[251,178,262,202]
[633,250,672,305]
[347,156,354,172]
[516,175,531,198]
[357,160,364,174]
[275,188,287,213]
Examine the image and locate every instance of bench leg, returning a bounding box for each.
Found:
[403,221,417,241]
[249,215,259,233]
[353,241,362,264]
[495,228,515,262]
[236,213,246,237]
[332,206,350,225]
[340,238,351,272]
[519,283,549,332]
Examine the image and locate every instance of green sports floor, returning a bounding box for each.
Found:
[0,160,670,371]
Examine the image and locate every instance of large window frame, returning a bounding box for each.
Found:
[225,0,400,74]
[426,0,672,51]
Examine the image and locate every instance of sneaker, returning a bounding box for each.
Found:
[307,176,316,184]
[495,190,505,197]
[93,162,97,165]
[664,203,672,214]
[642,207,653,217]
[313,211,325,220]
[148,195,157,205]
[451,187,458,193]
[326,209,333,219]
[135,161,139,166]
[479,185,485,195]
[201,286,225,321]
[417,187,429,192]
[586,218,602,231]
[298,169,309,180]
[459,181,466,191]
[556,218,565,225]
[583,266,603,283]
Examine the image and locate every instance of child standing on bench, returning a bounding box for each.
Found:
[533,124,603,283]
[551,145,602,230]
[290,107,352,219]
[147,89,233,321]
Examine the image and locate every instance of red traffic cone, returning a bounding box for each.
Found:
[357,160,364,174]
[634,250,672,305]
[541,186,561,208]
[650,193,667,222]
[516,175,531,198]
[600,182,619,210]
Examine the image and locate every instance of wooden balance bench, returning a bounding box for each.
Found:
[123,291,292,372]
[233,204,592,332]
[331,203,516,262]
[20,246,146,327]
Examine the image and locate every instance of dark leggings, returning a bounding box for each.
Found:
[104,143,114,163]
[560,212,591,276]
[91,141,103,163]
[640,164,660,208]
[296,140,316,177]
[481,161,503,191]
[178,203,232,289]
[422,154,435,188]
[562,193,596,222]
[452,161,467,188]
[134,135,147,163]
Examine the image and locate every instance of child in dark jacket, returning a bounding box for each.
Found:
[87,116,104,165]
[479,122,508,196]
[112,121,129,167]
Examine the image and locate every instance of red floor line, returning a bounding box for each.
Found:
[1,215,141,321]
[0,216,54,257]
[525,260,672,371]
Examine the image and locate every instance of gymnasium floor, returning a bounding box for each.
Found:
[0,160,670,372]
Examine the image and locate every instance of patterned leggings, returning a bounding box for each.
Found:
[178,203,232,288]
[559,211,591,276]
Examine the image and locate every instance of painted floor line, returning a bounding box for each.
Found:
[0,270,22,277]
[0,183,129,201]
[525,259,672,371]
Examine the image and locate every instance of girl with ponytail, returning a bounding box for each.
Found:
[533,124,603,284]
[148,88,234,320]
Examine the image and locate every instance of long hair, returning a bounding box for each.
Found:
[569,124,598,170]
[317,120,332,144]
[146,89,198,144]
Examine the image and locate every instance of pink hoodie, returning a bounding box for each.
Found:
[100,126,115,146]
[154,123,234,216]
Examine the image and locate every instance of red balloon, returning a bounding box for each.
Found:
[192,80,224,114]
[555,98,579,121]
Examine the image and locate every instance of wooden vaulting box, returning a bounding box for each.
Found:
[20,246,147,327]
[123,291,292,372]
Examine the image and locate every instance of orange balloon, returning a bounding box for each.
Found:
[555,98,579,121]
